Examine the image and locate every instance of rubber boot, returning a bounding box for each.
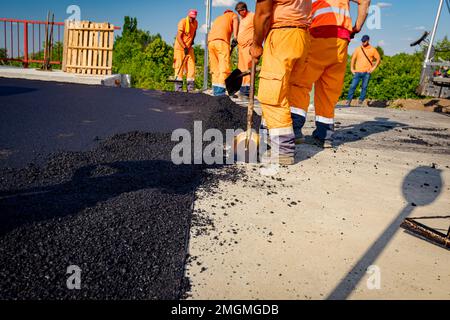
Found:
[291,112,306,145]
[261,131,295,165]
[174,81,183,93]
[213,86,226,96]
[187,81,195,93]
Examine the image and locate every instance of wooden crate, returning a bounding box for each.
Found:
[62,21,115,75]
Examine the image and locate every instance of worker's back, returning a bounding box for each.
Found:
[208,11,237,44]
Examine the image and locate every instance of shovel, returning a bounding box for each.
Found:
[166,54,189,83]
[225,65,260,96]
[233,60,259,163]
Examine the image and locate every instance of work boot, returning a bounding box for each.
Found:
[358,100,365,107]
[239,85,250,98]
[291,107,307,145]
[174,81,183,92]
[213,86,226,96]
[260,131,295,166]
[260,150,295,166]
[345,100,352,107]
[187,80,195,93]
[305,136,333,149]
[310,119,335,149]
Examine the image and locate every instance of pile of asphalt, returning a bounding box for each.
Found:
[0,91,255,299]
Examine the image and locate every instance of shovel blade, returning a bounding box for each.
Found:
[225,68,244,96]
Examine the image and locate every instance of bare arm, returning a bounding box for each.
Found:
[371,50,381,72]
[250,0,273,60]
[176,30,186,49]
[353,0,371,35]
[232,14,240,40]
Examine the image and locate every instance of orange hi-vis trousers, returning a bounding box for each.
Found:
[258,28,310,134]
[292,37,348,131]
[238,43,252,88]
[208,39,231,88]
[174,47,196,81]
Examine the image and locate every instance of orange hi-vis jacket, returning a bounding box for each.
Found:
[311,0,353,31]
[208,11,237,44]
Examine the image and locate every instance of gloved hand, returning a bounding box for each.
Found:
[184,47,189,56]
[231,39,238,48]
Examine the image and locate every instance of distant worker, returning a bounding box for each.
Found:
[346,34,381,107]
[174,9,198,93]
[292,0,371,148]
[250,0,312,165]
[208,10,239,96]
[235,1,254,98]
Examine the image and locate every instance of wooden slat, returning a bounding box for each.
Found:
[63,20,115,75]
[107,23,114,75]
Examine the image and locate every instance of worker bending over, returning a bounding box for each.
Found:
[235,1,254,98]
[251,0,312,165]
[208,10,239,96]
[174,9,198,92]
[292,0,371,148]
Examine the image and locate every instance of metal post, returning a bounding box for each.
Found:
[23,22,28,68]
[421,0,444,83]
[203,0,212,91]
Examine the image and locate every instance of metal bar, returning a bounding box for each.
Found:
[203,0,212,91]
[17,21,19,58]
[32,23,35,58]
[421,0,445,83]
[4,21,6,58]
[10,22,13,58]
[23,22,28,67]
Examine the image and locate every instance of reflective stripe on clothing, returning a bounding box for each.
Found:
[290,106,307,117]
[311,0,352,32]
[290,37,348,122]
[257,28,310,132]
[316,115,334,124]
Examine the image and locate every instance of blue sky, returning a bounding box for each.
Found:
[1,0,449,56]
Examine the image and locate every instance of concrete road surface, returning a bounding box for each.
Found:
[187,106,450,300]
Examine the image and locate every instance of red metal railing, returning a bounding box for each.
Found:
[0,18,121,68]
[0,18,65,68]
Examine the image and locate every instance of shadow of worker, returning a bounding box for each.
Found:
[333,117,407,148]
[327,165,443,300]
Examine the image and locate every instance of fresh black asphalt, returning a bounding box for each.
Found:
[0,78,251,299]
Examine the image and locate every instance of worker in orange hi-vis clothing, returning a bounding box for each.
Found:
[291,0,371,148]
[208,10,239,96]
[235,1,255,98]
[173,9,198,93]
[250,0,312,165]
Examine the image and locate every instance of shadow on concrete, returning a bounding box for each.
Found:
[327,165,443,300]
[333,117,407,147]
[0,86,37,97]
[0,160,200,236]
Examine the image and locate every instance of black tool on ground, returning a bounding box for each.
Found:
[225,65,261,96]
[401,216,450,250]
[166,54,189,84]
